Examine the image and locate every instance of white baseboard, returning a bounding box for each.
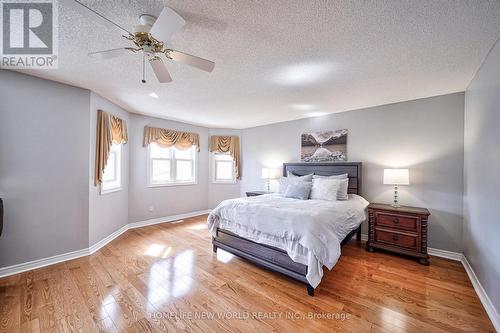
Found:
[89,224,129,255]
[128,209,211,229]
[427,247,463,261]
[0,209,212,278]
[0,248,89,278]
[462,255,500,332]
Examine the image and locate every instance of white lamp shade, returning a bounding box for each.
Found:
[383,169,409,185]
[261,168,280,179]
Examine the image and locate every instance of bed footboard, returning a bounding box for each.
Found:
[212,224,362,296]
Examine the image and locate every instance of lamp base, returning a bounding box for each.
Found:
[392,184,401,208]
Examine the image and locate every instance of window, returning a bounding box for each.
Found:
[148,143,197,186]
[213,153,236,183]
[101,143,122,194]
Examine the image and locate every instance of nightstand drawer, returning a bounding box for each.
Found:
[375,229,418,251]
[376,213,418,232]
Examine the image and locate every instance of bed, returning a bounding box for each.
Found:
[209,162,366,296]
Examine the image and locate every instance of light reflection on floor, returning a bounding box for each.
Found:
[380,306,407,331]
[144,244,172,258]
[216,248,235,263]
[186,224,207,230]
[146,250,195,306]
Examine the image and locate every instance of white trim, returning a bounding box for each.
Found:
[128,209,212,229]
[212,180,238,184]
[0,248,89,278]
[211,153,236,184]
[0,209,211,278]
[101,143,122,194]
[89,224,128,255]
[462,255,500,332]
[99,187,123,195]
[427,247,463,261]
[147,181,198,188]
[147,144,198,187]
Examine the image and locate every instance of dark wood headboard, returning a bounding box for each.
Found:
[283,162,362,195]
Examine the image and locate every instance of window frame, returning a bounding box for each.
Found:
[100,143,122,195]
[212,152,237,184]
[147,144,198,187]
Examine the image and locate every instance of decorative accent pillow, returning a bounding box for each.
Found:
[310,178,340,201]
[278,176,312,194]
[287,172,314,181]
[284,182,313,200]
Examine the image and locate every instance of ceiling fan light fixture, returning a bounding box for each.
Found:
[133,24,151,33]
[139,14,157,27]
[80,2,214,83]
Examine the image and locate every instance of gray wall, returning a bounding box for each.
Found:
[128,114,210,222]
[464,39,500,315]
[0,72,468,269]
[241,93,465,252]
[88,92,129,246]
[0,71,91,267]
[207,128,242,208]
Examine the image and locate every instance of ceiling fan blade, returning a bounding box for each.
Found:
[88,48,131,59]
[150,58,172,83]
[64,0,132,35]
[149,7,186,42]
[167,50,215,72]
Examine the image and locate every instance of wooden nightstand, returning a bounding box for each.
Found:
[245,191,267,197]
[366,203,431,265]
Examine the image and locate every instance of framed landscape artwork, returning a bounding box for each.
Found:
[301,129,348,162]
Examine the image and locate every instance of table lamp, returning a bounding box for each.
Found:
[383,168,409,208]
[261,168,279,193]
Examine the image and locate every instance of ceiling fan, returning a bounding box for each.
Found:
[67,0,215,83]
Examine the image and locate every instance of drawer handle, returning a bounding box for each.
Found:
[393,218,399,224]
[392,235,399,241]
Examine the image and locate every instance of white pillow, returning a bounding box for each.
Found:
[278,176,311,194]
[335,178,349,200]
[310,178,340,201]
[311,175,349,200]
[312,173,348,180]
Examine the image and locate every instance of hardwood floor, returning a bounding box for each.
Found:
[0,215,494,332]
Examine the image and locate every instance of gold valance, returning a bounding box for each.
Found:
[110,114,128,144]
[95,110,128,186]
[210,136,241,180]
[143,126,200,152]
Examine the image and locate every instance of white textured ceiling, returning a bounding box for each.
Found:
[16,0,500,128]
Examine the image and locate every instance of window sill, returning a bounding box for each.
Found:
[148,181,198,188]
[212,180,238,184]
[100,187,122,195]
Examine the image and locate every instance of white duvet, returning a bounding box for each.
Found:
[207,193,369,287]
